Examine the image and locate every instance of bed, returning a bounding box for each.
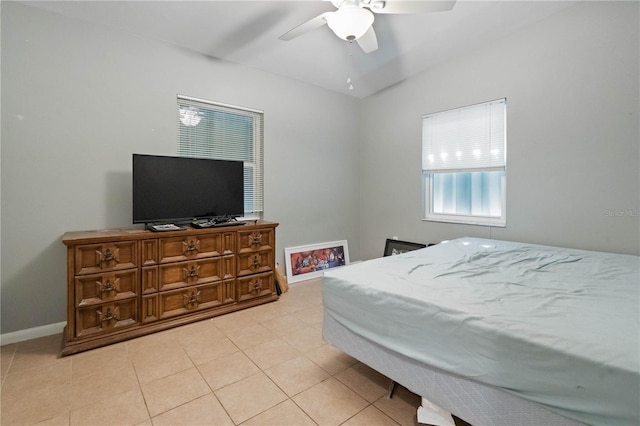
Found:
[322,237,640,426]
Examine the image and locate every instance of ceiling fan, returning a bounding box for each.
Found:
[279,0,456,53]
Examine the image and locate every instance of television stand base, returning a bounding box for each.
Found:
[191,218,246,229]
[147,223,186,232]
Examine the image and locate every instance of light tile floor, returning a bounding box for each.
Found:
[0,279,425,426]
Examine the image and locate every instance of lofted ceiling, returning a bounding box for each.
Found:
[22,0,579,99]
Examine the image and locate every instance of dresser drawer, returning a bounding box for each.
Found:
[159,258,223,292]
[159,233,222,263]
[75,299,138,338]
[221,255,235,280]
[75,270,138,307]
[141,239,158,266]
[237,250,273,277]
[75,241,137,275]
[141,266,158,294]
[237,272,274,302]
[221,232,236,256]
[158,281,230,320]
[141,295,158,323]
[237,228,275,254]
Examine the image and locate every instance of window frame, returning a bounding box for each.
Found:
[177,95,264,218]
[421,98,507,227]
[422,171,507,226]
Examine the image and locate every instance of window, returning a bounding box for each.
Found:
[422,98,506,226]
[177,95,264,216]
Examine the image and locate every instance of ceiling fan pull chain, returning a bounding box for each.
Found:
[345,40,356,92]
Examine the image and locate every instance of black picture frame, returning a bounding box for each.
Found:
[383,239,427,257]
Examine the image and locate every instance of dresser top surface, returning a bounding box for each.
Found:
[62,220,278,245]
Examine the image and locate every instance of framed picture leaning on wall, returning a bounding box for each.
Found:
[383,239,426,257]
[284,240,349,284]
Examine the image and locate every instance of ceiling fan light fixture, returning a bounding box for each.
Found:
[326,7,374,41]
[179,107,202,127]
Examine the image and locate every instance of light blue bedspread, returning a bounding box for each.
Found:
[323,238,640,425]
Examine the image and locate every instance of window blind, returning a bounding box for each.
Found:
[177,95,264,214]
[422,98,506,172]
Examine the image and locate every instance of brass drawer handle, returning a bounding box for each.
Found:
[99,307,119,323]
[96,247,119,267]
[251,280,261,293]
[103,249,114,261]
[250,255,261,270]
[183,265,200,280]
[183,239,200,255]
[250,233,263,247]
[98,278,118,296]
[183,290,201,307]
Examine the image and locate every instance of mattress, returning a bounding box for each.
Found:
[322,238,640,426]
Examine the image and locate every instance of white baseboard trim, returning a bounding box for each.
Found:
[0,322,66,346]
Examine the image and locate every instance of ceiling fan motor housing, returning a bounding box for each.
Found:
[326,6,375,41]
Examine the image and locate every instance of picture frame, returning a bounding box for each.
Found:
[383,239,426,257]
[284,240,349,284]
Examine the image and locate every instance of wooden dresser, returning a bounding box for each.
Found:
[61,221,278,356]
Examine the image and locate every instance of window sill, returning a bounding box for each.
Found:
[423,214,506,227]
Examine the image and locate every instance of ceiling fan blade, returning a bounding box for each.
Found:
[357,26,378,53]
[368,0,456,14]
[279,11,334,41]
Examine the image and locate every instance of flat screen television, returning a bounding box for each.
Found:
[132,154,244,224]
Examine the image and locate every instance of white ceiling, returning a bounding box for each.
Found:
[23,0,579,98]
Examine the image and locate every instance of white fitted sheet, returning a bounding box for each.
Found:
[322,238,640,425]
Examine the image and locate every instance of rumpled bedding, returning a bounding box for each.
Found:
[322,238,640,425]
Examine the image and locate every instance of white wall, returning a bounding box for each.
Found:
[358,1,639,260]
[2,1,638,337]
[1,2,360,334]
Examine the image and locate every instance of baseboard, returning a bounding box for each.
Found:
[0,322,66,346]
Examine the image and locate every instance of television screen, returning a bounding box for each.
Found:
[133,154,244,224]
